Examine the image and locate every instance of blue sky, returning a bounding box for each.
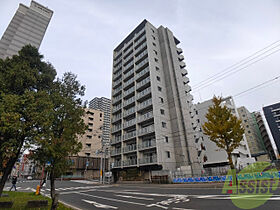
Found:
[0,0,279,112]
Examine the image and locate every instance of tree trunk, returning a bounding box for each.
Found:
[227,152,234,170]
[0,142,23,196]
[50,168,58,210]
[227,152,238,193]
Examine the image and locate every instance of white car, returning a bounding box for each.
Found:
[27,176,32,180]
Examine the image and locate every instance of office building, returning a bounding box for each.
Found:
[110,20,202,181]
[89,97,111,146]
[263,102,280,157]
[196,97,254,174]
[237,106,269,161]
[253,112,276,160]
[0,1,53,59]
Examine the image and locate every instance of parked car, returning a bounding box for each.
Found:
[27,176,32,180]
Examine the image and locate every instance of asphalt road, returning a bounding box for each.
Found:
[4,180,280,210]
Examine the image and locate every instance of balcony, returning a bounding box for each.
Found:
[138,139,156,150]
[112,114,122,123]
[136,87,151,101]
[111,148,122,156]
[123,86,135,98]
[139,155,157,165]
[135,58,149,72]
[123,159,137,167]
[123,68,134,81]
[136,67,149,81]
[135,43,147,56]
[113,70,122,81]
[112,161,122,168]
[123,77,134,89]
[185,84,191,93]
[177,48,183,54]
[134,35,146,48]
[112,125,122,133]
[112,94,122,105]
[135,50,148,64]
[183,77,190,85]
[123,96,135,108]
[178,54,184,61]
[112,78,122,88]
[136,77,150,90]
[113,56,122,66]
[181,69,188,76]
[138,124,155,136]
[123,118,136,129]
[123,144,137,154]
[111,136,122,145]
[123,130,137,141]
[137,111,153,123]
[112,104,122,113]
[186,94,194,102]
[123,53,134,65]
[134,28,145,40]
[180,61,186,68]
[123,61,134,73]
[112,86,122,96]
[123,47,133,59]
[137,98,153,112]
[123,107,136,118]
[114,50,122,59]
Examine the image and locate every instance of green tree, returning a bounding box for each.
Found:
[31,72,86,210]
[202,96,245,170]
[0,45,56,196]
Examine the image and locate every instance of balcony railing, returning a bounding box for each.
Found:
[123,144,137,153]
[177,48,183,54]
[123,96,135,107]
[112,104,122,113]
[136,77,150,90]
[112,86,122,96]
[137,98,152,111]
[113,71,122,80]
[137,111,153,123]
[123,53,134,64]
[134,28,145,40]
[123,77,134,88]
[123,106,136,118]
[112,125,122,133]
[123,46,133,58]
[136,87,151,100]
[180,61,186,68]
[134,35,146,48]
[123,68,134,80]
[112,161,122,168]
[181,69,188,76]
[135,43,147,55]
[123,61,134,73]
[112,78,122,88]
[112,114,122,123]
[135,49,147,63]
[138,124,155,136]
[139,155,157,164]
[123,159,137,166]
[135,58,149,72]
[123,118,136,129]
[135,67,149,81]
[123,130,137,141]
[138,139,156,150]
[111,148,122,156]
[111,136,122,144]
[112,94,122,104]
[123,86,135,97]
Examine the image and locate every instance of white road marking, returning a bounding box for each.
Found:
[172,208,195,210]
[146,203,168,209]
[77,192,147,206]
[82,199,118,209]
[115,194,154,201]
[71,180,99,184]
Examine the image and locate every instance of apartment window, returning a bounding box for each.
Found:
[86,143,91,148]
[197,119,200,123]
[152,42,156,47]
[85,153,90,157]
[160,109,165,115]
[153,50,157,55]
[152,35,156,40]
[165,136,169,143]
[151,28,155,33]
[154,58,158,62]
[89,117,94,121]
[156,76,161,81]
[100,113,102,117]
[166,151,170,158]
[88,123,93,126]
[162,122,167,128]
[98,135,101,138]
[88,128,93,132]
[155,66,160,71]
[248,131,251,134]
[158,86,162,92]
[159,97,164,103]
[87,135,92,139]
[244,120,247,122]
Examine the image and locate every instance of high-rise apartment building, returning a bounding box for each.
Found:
[0,1,53,59]
[196,97,254,173]
[263,102,280,157]
[89,97,111,146]
[253,112,276,160]
[237,106,269,161]
[78,108,104,157]
[110,20,202,181]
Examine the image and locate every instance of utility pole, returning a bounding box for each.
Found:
[99,150,103,184]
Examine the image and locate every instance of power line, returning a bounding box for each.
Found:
[192,40,280,89]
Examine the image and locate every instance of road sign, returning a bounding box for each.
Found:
[105,172,112,177]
